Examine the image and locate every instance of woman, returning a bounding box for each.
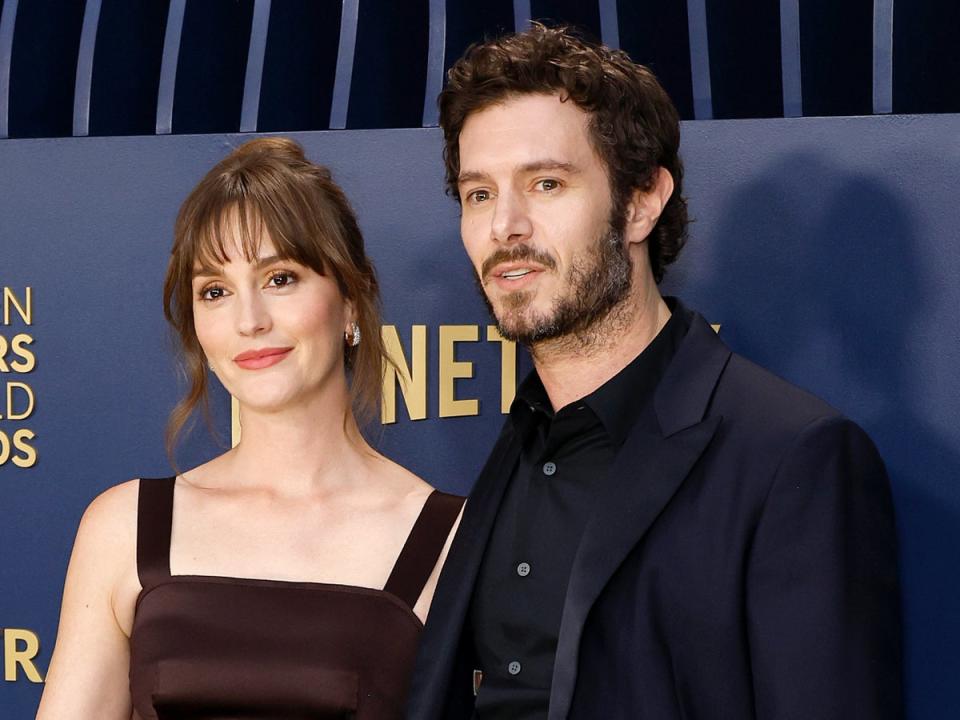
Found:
[37,137,463,719]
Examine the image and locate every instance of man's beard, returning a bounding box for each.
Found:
[475,219,633,346]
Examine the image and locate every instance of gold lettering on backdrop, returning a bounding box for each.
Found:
[381,325,428,423]
[382,324,517,423]
[9,334,35,372]
[0,426,38,467]
[0,333,37,373]
[11,429,37,468]
[486,326,517,413]
[1,288,37,469]
[3,382,34,421]
[3,628,43,682]
[0,334,36,373]
[2,287,32,326]
[439,325,479,418]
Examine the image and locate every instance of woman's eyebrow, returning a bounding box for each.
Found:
[192,254,286,279]
[192,262,221,279]
[254,254,283,270]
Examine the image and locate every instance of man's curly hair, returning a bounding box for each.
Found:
[439,23,687,283]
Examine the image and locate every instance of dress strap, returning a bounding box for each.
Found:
[136,476,175,590]
[384,490,465,609]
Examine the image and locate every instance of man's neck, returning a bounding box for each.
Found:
[531,288,671,412]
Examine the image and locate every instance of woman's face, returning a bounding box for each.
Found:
[191,222,352,414]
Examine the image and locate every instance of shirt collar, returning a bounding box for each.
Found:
[586,300,690,444]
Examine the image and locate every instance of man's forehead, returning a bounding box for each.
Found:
[458,100,598,185]
[462,93,589,137]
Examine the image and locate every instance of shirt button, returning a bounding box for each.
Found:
[542,461,557,476]
[517,562,531,577]
[507,661,522,676]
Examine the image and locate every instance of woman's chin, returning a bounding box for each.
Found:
[232,390,305,416]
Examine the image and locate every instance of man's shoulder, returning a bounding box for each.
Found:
[671,300,850,442]
[711,350,850,441]
[697,350,886,490]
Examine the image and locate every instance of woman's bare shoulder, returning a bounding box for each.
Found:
[78,478,140,539]
[69,478,146,591]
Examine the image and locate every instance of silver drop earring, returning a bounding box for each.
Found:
[347,321,361,347]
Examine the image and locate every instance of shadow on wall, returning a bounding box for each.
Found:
[679,150,960,718]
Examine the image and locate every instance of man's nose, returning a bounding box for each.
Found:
[490,188,533,244]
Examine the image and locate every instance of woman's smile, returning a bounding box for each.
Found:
[233,346,294,370]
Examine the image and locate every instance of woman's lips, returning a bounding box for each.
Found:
[233,347,293,370]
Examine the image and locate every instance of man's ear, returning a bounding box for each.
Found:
[624,167,674,246]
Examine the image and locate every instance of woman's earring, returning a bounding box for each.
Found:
[346,321,361,347]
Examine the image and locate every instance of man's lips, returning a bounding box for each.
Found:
[486,262,546,290]
[233,347,293,369]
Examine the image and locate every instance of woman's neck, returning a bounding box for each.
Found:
[199,386,378,498]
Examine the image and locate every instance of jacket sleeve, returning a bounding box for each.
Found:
[746,415,903,719]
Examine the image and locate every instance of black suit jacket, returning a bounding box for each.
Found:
[408,305,902,720]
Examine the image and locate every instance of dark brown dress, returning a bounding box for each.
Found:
[129,477,464,719]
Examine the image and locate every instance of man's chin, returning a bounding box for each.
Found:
[479,288,551,343]
[491,308,557,345]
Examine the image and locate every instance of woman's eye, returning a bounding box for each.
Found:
[200,285,226,301]
[267,270,297,288]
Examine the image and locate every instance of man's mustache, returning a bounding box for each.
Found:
[480,245,557,282]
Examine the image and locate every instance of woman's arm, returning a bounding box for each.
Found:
[36,481,140,720]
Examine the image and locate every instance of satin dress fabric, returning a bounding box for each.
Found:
[129,477,464,720]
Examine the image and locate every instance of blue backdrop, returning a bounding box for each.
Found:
[1,114,958,717]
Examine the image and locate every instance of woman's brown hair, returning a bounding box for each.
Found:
[162,137,386,457]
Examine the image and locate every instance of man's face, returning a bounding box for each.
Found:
[457,93,632,345]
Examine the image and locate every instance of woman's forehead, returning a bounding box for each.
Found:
[190,211,279,270]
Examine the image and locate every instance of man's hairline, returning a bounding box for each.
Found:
[450,89,616,201]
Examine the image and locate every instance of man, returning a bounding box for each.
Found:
[409,24,901,720]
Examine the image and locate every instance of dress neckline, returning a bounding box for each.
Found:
[135,571,426,630]
[135,477,464,621]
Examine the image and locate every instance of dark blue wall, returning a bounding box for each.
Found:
[1,115,958,717]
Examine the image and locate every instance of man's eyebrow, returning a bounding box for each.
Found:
[458,160,581,187]
[457,169,491,187]
[518,160,580,175]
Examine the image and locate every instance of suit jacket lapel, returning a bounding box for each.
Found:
[548,416,721,719]
[548,309,732,720]
[408,422,523,719]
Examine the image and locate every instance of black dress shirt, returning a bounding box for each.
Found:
[470,305,691,719]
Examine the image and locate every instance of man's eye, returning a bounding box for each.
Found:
[536,179,561,192]
[467,189,490,204]
[267,270,297,288]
